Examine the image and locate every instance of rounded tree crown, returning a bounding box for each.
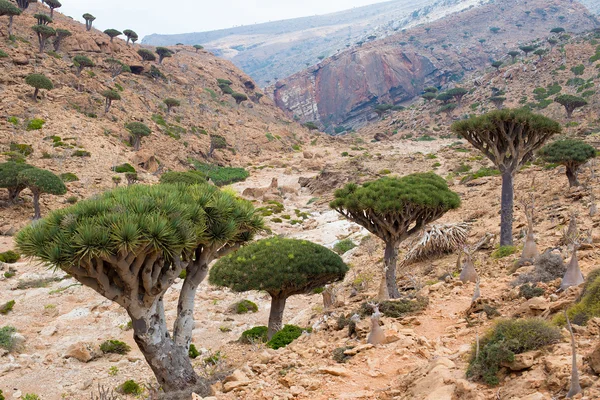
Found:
[102,90,121,100]
[159,171,207,186]
[446,87,468,96]
[123,29,137,38]
[156,47,173,57]
[17,167,66,195]
[193,45,204,50]
[138,49,156,61]
[16,184,264,269]
[331,173,460,216]
[539,139,596,165]
[209,237,348,296]
[73,55,94,67]
[554,94,587,108]
[45,0,61,8]
[436,92,453,102]
[0,0,22,16]
[0,162,33,188]
[32,24,56,36]
[25,73,53,90]
[232,93,248,101]
[82,13,95,21]
[125,122,151,137]
[56,28,71,38]
[163,98,180,107]
[104,29,121,38]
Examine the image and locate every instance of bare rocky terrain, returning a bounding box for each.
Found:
[4,1,600,400]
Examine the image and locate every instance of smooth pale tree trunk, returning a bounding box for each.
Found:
[566,166,580,188]
[384,241,400,298]
[32,190,41,219]
[173,264,208,348]
[129,299,207,394]
[268,295,287,339]
[500,171,514,246]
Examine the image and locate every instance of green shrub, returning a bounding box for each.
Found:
[60,173,79,182]
[22,395,39,400]
[557,270,600,326]
[159,170,207,186]
[7,116,18,126]
[467,318,560,385]
[100,339,131,354]
[460,167,501,183]
[0,389,4,400]
[234,299,258,314]
[333,239,356,255]
[341,152,349,157]
[66,196,78,204]
[240,326,268,344]
[0,49,7,58]
[491,246,518,259]
[0,326,17,351]
[0,300,15,315]
[26,119,45,131]
[72,150,91,157]
[114,163,135,173]
[359,298,428,318]
[188,343,200,359]
[9,143,33,156]
[0,250,20,263]
[571,64,585,76]
[519,284,544,299]
[188,160,249,186]
[267,324,304,349]
[119,380,142,395]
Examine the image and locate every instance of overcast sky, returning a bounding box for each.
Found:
[60,0,389,39]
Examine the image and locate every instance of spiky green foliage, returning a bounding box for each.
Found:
[25,73,53,102]
[105,58,130,78]
[104,29,121,42]
[373,103,393,117]
[102,90,121,112]
[138,48,156,62]
[33,13,52,25]
[240,326,268,344]
[188,343,200,358]
[32,24,55,53]
[539,140,596,187]
[17,167,67,218]
[467,319,561,385]
[232,92,248,105]
[45,0,61,16]
[554,94,587,118]
[0,0,21,18]
[125,122,151,150]
[489,96,506,109]
[303,122,319,131]
[424,87,438,93]
[163,98,180,113]
[122,29,138,45]
[436,92,453,104]
[159,171,207,186]
[53,28,71,51]
[0,250,20,263]
[557,271,600,326]
[119,380,142,395]
[218,82,233,94]
[439,103,457,115]
[210,238,347,295]
[156,47,173,64]
[0,162,33,203]
[446,87,468,104]
[422,92,436,102]
[266,325,304,349]
[491,61,503,70]
[234,299,258,314]
[189,160,249,186]
[519,45,536,56]
[100,339,131,354]
[73,55,94,76]
[550,27,565,34]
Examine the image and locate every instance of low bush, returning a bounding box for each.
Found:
[333,239,356,255]
[233,299,258,314]
[240,326,268,344]
[159,170,207,186]
[22,395,39,400]
[267,324,304,349]
[0,326,17,351]
[66,196,78,204]
[491,246,517,259]
[556,270,600,326]
[0,250,20,263]
[0,300,15,315]
[512,250,566,286]
[518,284,544,299]
[72,150,91,157]
[26,119,45,131]
[359,298,428,318]
[333,346,355,363]
[188,160,249,186]
[467,318,560,385]
[460,167,501,183]
[118,380,142,395]
[9,143,33,156]
[188,343,200,359]
[100,339,131,355]
[60,173,79,182]
[113,163,135,173]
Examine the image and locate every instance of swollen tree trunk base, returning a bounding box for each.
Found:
[267,295,287,339]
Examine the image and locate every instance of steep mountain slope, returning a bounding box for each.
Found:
[0,2,309,222]
[273,0,598,132]
[142,0,487,86]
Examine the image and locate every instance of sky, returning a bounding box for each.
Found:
[59,0,389,40]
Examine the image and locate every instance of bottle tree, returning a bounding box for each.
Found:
[331,173,460,298]
[554,94,587,118]
[452,109,561,246]
[0,0,21,37]
[82,13,95,31]
[16,184,264,394]
[16,167,66,219]
[539,139,596,187]
[210,238,348,338]
[25,73,53,102]
[125,122,151,151]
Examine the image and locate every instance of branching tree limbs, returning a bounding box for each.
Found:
[539,140,596,187]
[331,173,460,298]
[452,109,561,246]
[83,13,95,31]
[16,184,264,394]
[0,0,22,36]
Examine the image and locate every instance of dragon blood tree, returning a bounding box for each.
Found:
[16,183,264,395]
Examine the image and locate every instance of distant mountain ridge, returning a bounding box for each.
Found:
[142,0,487,86]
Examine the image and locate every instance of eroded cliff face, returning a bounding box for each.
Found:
[273,0,599,131]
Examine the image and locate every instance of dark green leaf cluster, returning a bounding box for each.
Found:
[193,44,204,51]
[232,92,248,104]
[33,13,52,25]
[554,94,587,109]
[218,82,233,94]
[0,162,33,194]
[0,0,22,16]
[82,13,95,21]
[45,0,61,9]
[15,184,264,270]
[101,89,121,101]
[32,24,55,39]
[217,78,232,85]
[519,45,536,54]
[104,29,121,38]
[156,47,173,56]
[100,339,131,354]
[188,343,200,358]
[446,87,468,98]
[123,29,138,39]
[18,167,66,195]
[56,29,71,39]
[189,162,248,186]
[125,122,151,137]
[560,271,600,326]
[422,92,436,101]
[114,163,135,173]
[331,173,460,215]
[303,122,319,130]
[539,139,595,166]
[550,27,565,33]
[424,87,438,93]
[358,298,428,318]
[159,171,207,186]
[436,92,453,103]
[266,325,304,349]
[25,74,53,90]
[163,98,180,107]
[0,250,20,263]
[240,326,268,344]
[210,237,348,295]
[439,103,457,113]
[119,380,142,395]
[73,55,94,68]
[138,49,156,61]
[233,299,258,314]
[467,319,560,385]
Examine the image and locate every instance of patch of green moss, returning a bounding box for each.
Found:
[188,343,200,359]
